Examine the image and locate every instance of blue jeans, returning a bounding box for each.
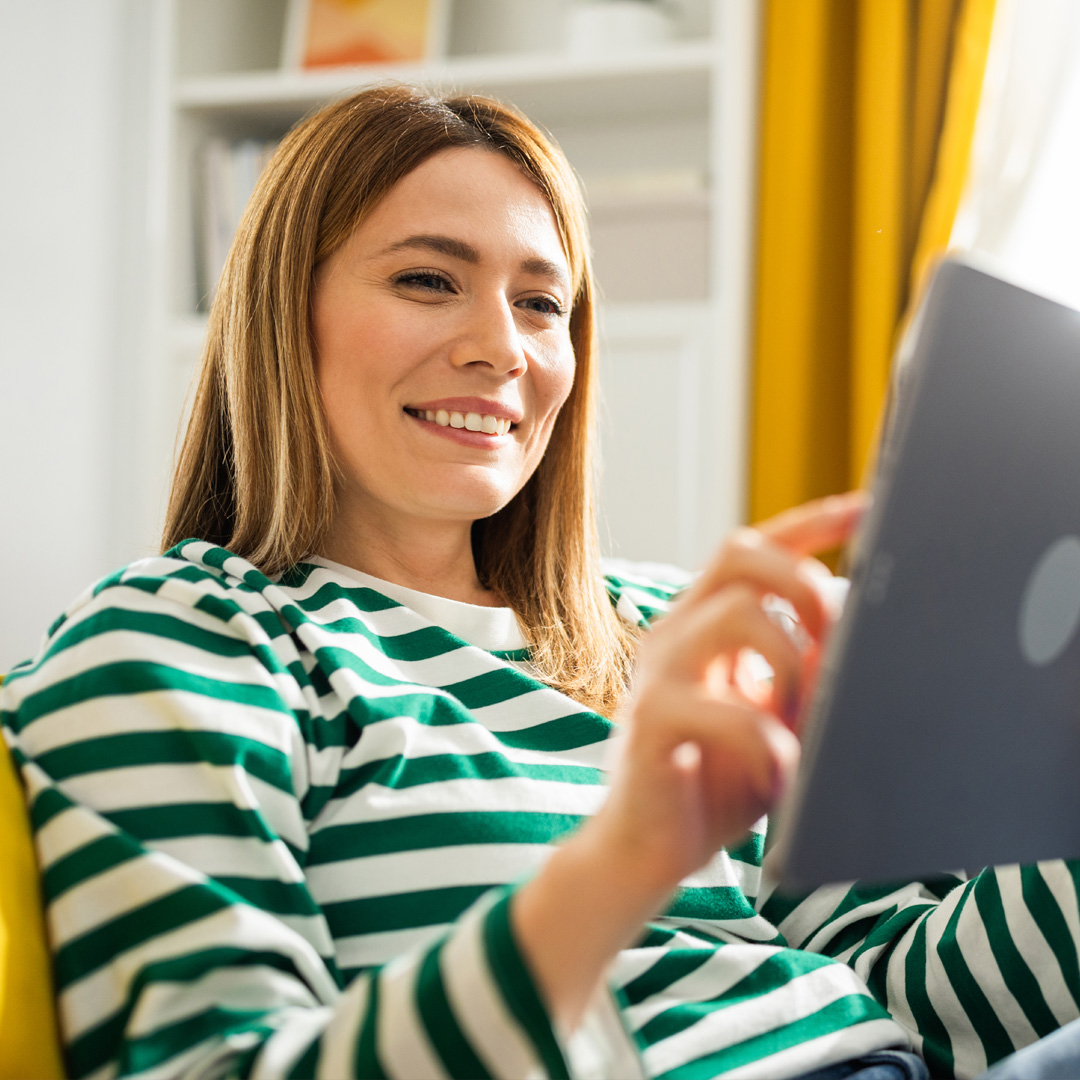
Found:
[795,1019,1080,1079]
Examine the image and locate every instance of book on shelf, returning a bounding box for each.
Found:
[195,137,279,309]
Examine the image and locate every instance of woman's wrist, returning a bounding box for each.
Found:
[511,814,679,1032]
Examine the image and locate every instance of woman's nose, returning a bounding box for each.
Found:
[448,296,527,376]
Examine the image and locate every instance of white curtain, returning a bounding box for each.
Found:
[951,0,1080,310]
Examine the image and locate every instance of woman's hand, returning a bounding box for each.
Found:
[512,492,867,1029]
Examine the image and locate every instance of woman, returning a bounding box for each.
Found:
[2,84,1077,1080]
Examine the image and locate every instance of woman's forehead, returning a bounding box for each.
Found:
[353,148,570,267]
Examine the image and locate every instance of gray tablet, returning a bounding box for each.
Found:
[769,257,1080,891]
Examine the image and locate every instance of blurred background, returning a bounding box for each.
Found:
[2,0,1079,670]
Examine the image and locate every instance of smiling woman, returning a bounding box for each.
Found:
[5,83,1080,1080]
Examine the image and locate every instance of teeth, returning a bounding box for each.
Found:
[417,409,514,434]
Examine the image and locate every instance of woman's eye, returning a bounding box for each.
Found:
[395,271,453,293]
[521,295,565,317]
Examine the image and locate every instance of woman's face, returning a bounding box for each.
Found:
[312,146,576,541]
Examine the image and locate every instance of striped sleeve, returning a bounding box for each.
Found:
[762,866,1080,1079]
[0,574,630,1079]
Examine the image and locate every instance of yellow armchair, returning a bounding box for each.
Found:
[0,684,64,1078]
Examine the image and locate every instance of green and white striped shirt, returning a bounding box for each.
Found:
[3,541,1078,1079]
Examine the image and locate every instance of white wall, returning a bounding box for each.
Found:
[0,0,153,670]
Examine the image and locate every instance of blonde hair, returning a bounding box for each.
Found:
[164,84,640,715]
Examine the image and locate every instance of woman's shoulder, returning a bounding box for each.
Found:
[2,541,312,703]
[601,557,695,626]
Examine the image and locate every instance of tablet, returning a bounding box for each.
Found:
[768,257,1080,891]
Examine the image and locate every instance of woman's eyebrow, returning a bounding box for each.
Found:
[381,235,570,290]
[382,235,480,263]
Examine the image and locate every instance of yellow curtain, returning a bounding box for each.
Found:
[750,0,997,522]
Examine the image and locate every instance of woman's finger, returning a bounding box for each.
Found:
[679,528,831,641]
[644,584,804,715]
[755,490,869,555]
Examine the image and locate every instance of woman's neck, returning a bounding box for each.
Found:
[318,512,500,607]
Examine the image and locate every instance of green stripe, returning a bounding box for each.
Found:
[106,802,282,845]
[37,729,292,792]
[54,882,232,989]
[16,660,291,728]
[119,1008,271,1078]
[904,917,954,1077]
[332,751,602,796]
[287,1038,320,1079]
[416,938,492,1078]
[482,892,569,1079]
[621,947,716,1007]
[637,949,835,1045]
[974,872,1060,1038]
[216,876,324,918]
[936,880,1016,1064]
[664,886,759,923]
[308,811,581,863]
[354,973,387,1078]
[655,994,889,1080]
[1024,865,1080,1009]
[41,606,252,670]
[321,619,466,662]
[323,885,491,936]
[67,946,331,1076]
[43,832,141,902]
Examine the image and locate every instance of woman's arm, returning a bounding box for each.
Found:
[1,562,632,1079]
[513,493,867,1030]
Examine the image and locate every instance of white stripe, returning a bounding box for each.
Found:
[316,775,606,827]
[881,913,926,1059]
[720,1017,908,1080]
[151,835,304,883]
[316,977,369,1080]
[51,849,204,945]
[803,882,930,955]
[253,1006,334,1080]
[130,1030,263,1080]
[622,943,781,1032]
[376,950,450,1079]
[336,925,450,971]
[306,843,553,903]
[21,689,299,759]
[953,884,1039,1048]
[996,863,1078,1026]
[1040,861,1080,955]
[641,963,879,1078]
[298,624,500,689]
[59,764,307,850]
[330,712,609,768]
[773,882,854,949]
[126,966,318,1037]
[921,888,988,1079]
[37,803,119,867]
[60,903,340,1042]
[440,901,541,1080]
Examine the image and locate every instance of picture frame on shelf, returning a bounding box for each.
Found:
[281,0,450,70]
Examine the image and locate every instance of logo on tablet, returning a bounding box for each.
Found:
[1018,535,1080,666]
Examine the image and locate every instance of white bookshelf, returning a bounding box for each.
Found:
[144,0,761,570]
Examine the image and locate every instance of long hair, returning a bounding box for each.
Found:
[163,83,640,715]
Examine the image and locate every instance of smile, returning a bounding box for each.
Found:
[404,407,513,436]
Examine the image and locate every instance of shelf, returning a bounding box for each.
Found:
[174,39,716,128]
